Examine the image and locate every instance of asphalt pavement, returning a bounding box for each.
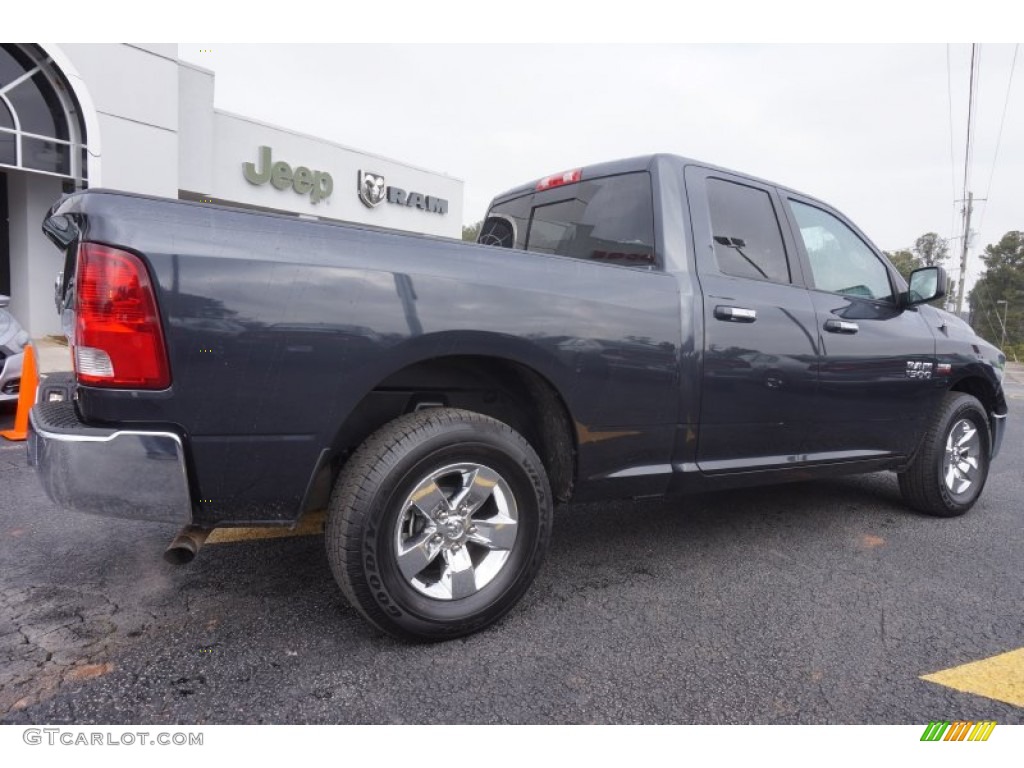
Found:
[1,375,1022,724]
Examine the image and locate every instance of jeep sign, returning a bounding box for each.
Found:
[243,146,333,204]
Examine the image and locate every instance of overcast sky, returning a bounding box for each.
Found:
[177,43,1021,288]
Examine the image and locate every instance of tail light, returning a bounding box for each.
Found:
[74,242,171,389]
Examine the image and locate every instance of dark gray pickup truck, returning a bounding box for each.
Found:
[29,154,1008,640]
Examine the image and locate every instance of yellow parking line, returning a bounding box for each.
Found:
[921,647,1024,708]
[206,510,326,545]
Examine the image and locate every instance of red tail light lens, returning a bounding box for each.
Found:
[74,243,171,389]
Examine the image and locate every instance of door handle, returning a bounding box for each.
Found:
[714,306,757,323]
[824,319,859,334]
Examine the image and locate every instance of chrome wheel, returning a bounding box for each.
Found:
[327,408,552,640]
[394,462,519,600]
[943,418,982,496]
[898,392,991,517]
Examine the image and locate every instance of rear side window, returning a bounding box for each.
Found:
[481,172,656,269]
[706,178,791,284]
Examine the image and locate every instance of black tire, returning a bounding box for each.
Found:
[326,408,552,641]
[898,392,991,517]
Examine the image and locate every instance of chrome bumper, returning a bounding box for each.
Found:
[27,401,193,525]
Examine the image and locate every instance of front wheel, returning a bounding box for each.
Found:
[898,392,991,517]
[326,408,552,641]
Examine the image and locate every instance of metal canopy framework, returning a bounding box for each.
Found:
[0,43,87,185]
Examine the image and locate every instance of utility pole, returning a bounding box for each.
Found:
[955,191,973,317]
[996,299,1009,349]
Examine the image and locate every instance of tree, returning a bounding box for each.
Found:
[462,221,481,242]
[884,248,922,280]
[968,231,1024,356]
[913,232,950,267]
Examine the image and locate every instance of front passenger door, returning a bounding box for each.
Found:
[783,197,941,458]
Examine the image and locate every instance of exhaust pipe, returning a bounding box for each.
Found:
[164,526,212,565]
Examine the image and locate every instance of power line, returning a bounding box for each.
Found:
[976,43,1019,240]
[946,44,959,243]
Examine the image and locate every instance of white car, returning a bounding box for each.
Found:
[0,295,29,404]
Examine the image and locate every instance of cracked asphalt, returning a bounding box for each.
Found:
[1,375,1022,724]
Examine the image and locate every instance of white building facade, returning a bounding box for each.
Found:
[1,43,464,336]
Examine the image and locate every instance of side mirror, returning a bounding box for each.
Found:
[904,266,947,307]
[0,294,9,309]
[42,213,77,248]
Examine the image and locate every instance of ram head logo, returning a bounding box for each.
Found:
[358,171,387,208]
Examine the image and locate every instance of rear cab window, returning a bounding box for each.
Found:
[480,172,658,270]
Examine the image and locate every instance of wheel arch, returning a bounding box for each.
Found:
[948,373,1008,455]
[305,343,578,514]
[950,374,996,411]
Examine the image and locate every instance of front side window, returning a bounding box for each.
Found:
[789,201,893,301]
[481,172,656,269]
[706,178,791,284]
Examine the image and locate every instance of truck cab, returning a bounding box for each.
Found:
[481,154,1007,492]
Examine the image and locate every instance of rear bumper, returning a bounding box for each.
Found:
[27,401,192,525]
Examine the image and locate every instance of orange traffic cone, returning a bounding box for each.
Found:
[1,343,39,441]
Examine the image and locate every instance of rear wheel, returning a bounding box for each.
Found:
[898,392,991,517]
[326,408,552,641]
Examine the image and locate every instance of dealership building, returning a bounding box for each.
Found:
[0,43,464,337]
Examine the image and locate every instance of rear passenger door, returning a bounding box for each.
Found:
[685,167,821,472]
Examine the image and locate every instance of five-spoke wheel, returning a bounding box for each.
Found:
[326,408,552,641]
[395,463,519,600]
[942,418,982,498]
[899,392,991,517]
